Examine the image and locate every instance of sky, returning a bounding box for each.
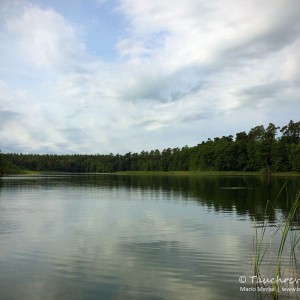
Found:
[0,0,299,154]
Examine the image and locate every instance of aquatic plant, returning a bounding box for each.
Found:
[252,183,300,298]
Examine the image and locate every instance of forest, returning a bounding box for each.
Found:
[1,120,300,174]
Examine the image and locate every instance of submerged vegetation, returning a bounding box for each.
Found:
[1,120,299,174]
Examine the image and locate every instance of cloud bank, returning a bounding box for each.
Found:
[0,0,299,153]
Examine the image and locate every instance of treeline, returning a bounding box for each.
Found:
[0,150,22,175]
[1,120,300,174]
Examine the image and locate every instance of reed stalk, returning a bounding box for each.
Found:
[252,183,300,298]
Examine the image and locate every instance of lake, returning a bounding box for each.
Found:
[0,174,299,299]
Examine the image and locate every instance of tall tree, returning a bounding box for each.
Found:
[280,120,300,144]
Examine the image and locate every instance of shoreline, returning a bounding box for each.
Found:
[2,170,299,177]
[113,171,300,177]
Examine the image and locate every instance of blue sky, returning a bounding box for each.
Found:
[0,0,299,154]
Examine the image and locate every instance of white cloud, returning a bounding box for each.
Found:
[0,0,299,153]
[4,3,85,70]
[117,0,299,65]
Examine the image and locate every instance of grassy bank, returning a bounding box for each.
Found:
[3,170,299,177]
[0,169,39,176]
[113,170,300,177]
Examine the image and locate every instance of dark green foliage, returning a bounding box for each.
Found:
[2,120,300,173]
[0,150,4,175]
[280,120,300,144]
[0,150,21,175]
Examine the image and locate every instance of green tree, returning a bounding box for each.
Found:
[260,123,279,172]
[289,144,300,172]
[0,150,5,175]
[235,132,249,171]
[280,120,300,144]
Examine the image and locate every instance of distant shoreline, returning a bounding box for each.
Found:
[2,170,299,177]
[113,171,300,177]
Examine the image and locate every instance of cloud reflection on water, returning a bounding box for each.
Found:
[0,175,298,299]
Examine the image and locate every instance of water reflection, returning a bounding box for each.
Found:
[2,174,299,222]
[0,174,299,299]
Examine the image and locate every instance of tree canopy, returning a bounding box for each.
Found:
[2,120,300,174]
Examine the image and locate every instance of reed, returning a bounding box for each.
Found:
[253,201,270,280]
[252,183,300,298]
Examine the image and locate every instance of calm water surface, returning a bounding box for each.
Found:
[0,174,299,299]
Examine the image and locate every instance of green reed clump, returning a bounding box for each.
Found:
[253,201,271,280]
[274,189,300,279]
[252,183,300,298]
